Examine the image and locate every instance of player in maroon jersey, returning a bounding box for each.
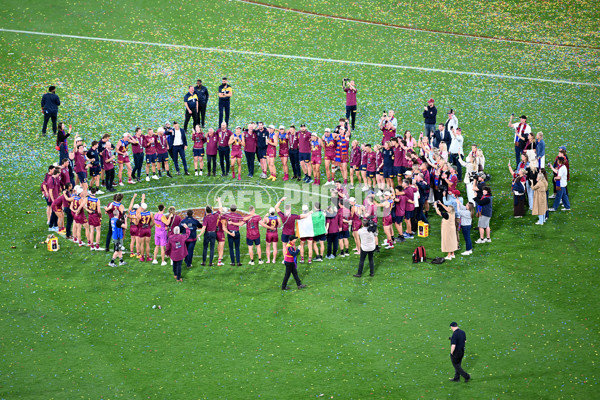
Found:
[260,207,280,263]
[322,128,337,186]
[350,140,362,188]
[50,183,73,235]
[229,126,244,180]
[127,194,140,258]
[242,206,264,265]
[116,133,135,186]
[143,129,159,182]
[348,197,364,254]
[310,132,323,185]
[277,126,290,181]
[155,128,172,178]
[136,194,154,262]
[192,124,206,176]
[87,187,103,250]
[205,128,218,176]
[70,186,89,247]
[266,125,278,181]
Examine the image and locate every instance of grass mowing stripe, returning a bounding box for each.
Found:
[1,28,598,87]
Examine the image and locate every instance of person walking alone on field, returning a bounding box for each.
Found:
[282,235,307,290]
[41,85,61,136]
[448,322,471,383]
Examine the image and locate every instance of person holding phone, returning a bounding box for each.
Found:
[343,79,357,130]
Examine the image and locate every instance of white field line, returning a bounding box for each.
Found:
[0,28,598,87]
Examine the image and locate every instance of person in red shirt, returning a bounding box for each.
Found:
[102,142,116,192]
[143,129,159,181]
[192,125,206,176]
[298,124,313,183]
[116,133,135,186]
[136,195,154,262]
[229,127,244,180]
[198,198,223,266]
[277,125,290,181]
[87,187,103,250]
[205,128,218,176]
[379,118,396,145]
[51,184,72,235]
[275,197,301,248]
[70,186,89,247]
[155,128,172,178]
[266,125,278,181]
[242,206,264,265]
[350,140,362,188]
[322,128,337,185]
[402,179,416,238]
[222,204,244,266]
[243,123,258,178]
[343,79,357,130]
[166,225,190,282]
[217,122,232,176]
[130,128,144,182]
[261,207,280,263]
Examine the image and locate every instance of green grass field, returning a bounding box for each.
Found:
[1,1,599,398]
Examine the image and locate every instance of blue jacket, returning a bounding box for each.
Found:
[536,139,545,158]
[475,196,493,218]
[167,128,188,147]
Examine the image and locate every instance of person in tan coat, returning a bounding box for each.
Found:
[434,201,458,260]
[532,169,549,225]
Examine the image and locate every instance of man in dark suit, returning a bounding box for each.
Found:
[432,123,451,149]
[168,121,189,175]
[41,85,61,136]
[449,322,471,382]
[194,80,209,128]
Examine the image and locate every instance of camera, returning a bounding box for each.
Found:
[468,171,479,182]
[365,215,378,233]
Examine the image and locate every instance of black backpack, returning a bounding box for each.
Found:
[412,246,426,263]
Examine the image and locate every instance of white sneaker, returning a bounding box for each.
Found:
[96,190,104,195]
[199,171,203,176]
[561,208,571,211]
[248,261,255,265]
[485,238,492,243]
[152,175,159,180]
[161,261,167,266]
[119,182,125,186]
[258,259,264,264]
[362,185,369,192]
[535,221,543,225]
[260,173,267,179]
[195,171,198,176]
[382,239,389,245]
[475,238,486,244]
[461,250,472,256]
[271,260,276,264]
[548,208,556,212]
[444,255,453,260]
[217,261,224,266]
[376,190,383,196]
[145,176,150,182]
[549,194,556,199]
[152,259,158,265]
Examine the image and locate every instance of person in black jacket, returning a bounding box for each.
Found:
[194,80,209,128]
[449,322,470,382]
[41,86,61,136]
[432,123,451,150]
[423,98,437,140]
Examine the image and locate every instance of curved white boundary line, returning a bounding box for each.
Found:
[0,28,597,87]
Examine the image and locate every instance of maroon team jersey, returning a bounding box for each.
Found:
[278,211,300,235]
[192,132,206,149]
[404,186,415,211]
[381,128,396,144]
[288,132,299,150]
[102,149,114,170]
[203,211,220,232]
[224,212,243,232]
[298,131,312,153]
[246,214,262,240]
[74,152,87,173]
[218,129,232,147]
[144,135,157,155]
[155,135,168,154]
[206,134,218,155]
[243,130,257,153]
[131,137,144,154]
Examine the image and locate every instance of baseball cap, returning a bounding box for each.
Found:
[450,322,458,327]
[404,171,413,177]
[268,207,275,214]
[451,189,461,197]
[302,204,309,212]
[278,125,285,130]
[324,128,331,132]
[141,203,148,209]
[428,98,434,103]
[268,124,275,129]
[235,126,241,129]
[559,146,567,151]
[349,197,356,202]
[310,132,317,137]
[133,204,140,209]
[383,191,391,196]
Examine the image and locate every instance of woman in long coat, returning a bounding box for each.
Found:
[532,169,549,225]
[435,202,458,260]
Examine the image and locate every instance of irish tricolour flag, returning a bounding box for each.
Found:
[295,211,326,238]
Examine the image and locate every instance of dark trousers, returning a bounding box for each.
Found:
[132,153,144,179]
[416,205,429,224]
[282,261,302,288]
[515,145,522,167]
[172,145,188,173]
[327,232,339,257]
[461,225,472,251]
[172,260,183,280]
[185,241,196,267]
[514,195,526,216]
[105,220,112,251]
[199,103,207,128]
[289,149,301,178]
[42,112,57,135]
[58,145,69,165]
[357,249,374,275]
[207,154,217,175]
[449,153,462,180]
[49,211,58,228]
[202,231,217,264]
[218,101,230,125]
[450,350,469,380]
[218,146,230,175]
[245,151,256,176]
[228,231,241,264]
[105,168,115,190]
[184,109,199,132]
[64,207,73,237]
[345,105,357,130]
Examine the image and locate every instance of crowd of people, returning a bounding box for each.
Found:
[40,80,572,286]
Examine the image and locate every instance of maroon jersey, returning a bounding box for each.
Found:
[298,130,312,153]
[218,129,232,147]
[224,212,243,232]
[51,194,64,212]
[74,152,87,173]
[278,211,300,235]
[288,131,299,150]
[404,186,415,211]
[278,132,289,156]
[206,134,218,155]
[243,130,257,153]
[60,167,70,189]
[131,137,144,154]
[323,135,336,159]
[350,146,361,167]
[360,150,368,166]
[192,132,206,149]
[102,149,114,171]
[375,151,383,171]
[366,152,377,172]
[338,207,350,231]
[326,213,340,233]
[393,146,404,167]
[144,135,157,155]
[155,135,168,154]
[381,128,396,144]
[245,214,262,240]
[395,194,407,217]
[203,211,220,232]
[310,140,322,162]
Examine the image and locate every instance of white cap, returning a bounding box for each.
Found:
[384,191,391,196]
[123,132,130,138]
[268,124,275,129]
[76,187,84,194]
[278,125,285,129]
[349,197,356,203]
[157,127,165,133]
[404,171,413,177]
[52,162,59,167]
[75,136,83,141]
[302,205,309,212]
[74,185,81,191]
[141,202,148,209]
[324,128,331,132]
[269,207,275,213]
[133,203,140,209]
